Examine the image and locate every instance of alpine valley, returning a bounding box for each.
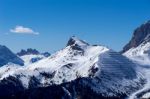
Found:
[1,21,150,99]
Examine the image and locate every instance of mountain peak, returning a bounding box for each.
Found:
[122,20,150,53]
[67,36,89,50]
[67,36,89,46]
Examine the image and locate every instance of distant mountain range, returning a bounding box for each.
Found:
[0,21,150,99]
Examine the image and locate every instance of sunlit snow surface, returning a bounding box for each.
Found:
[0,45,108,87]
[0,37,144,97]
[124,42,150,99]
[124,42,150,65]
[20,54,45,66]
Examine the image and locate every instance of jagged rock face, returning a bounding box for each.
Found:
[122,21,150,53]
[123,21,150,65]
[67,36,89,46]
[17,48,40,56]
[67,36,89,51]
[0,45,24,66]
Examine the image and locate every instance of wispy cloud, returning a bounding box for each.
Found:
[10,26,39,35]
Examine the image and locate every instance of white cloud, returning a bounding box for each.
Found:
[10,26,39,35]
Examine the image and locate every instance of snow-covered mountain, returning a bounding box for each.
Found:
[0,45,24,66]
[17,48,50,66]
[123,20,150,65]
[0,37,144,98]
[123,20,150,99]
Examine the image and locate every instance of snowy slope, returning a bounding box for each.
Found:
[123,42,150,99]
[82,50,143,97]
[20,54,46,66]
[128,67,150,99]
[122,21,150,99]
[124,41,150,65]
[0,37,144,97]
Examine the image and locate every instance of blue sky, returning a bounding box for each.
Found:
[0,0,150,53]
